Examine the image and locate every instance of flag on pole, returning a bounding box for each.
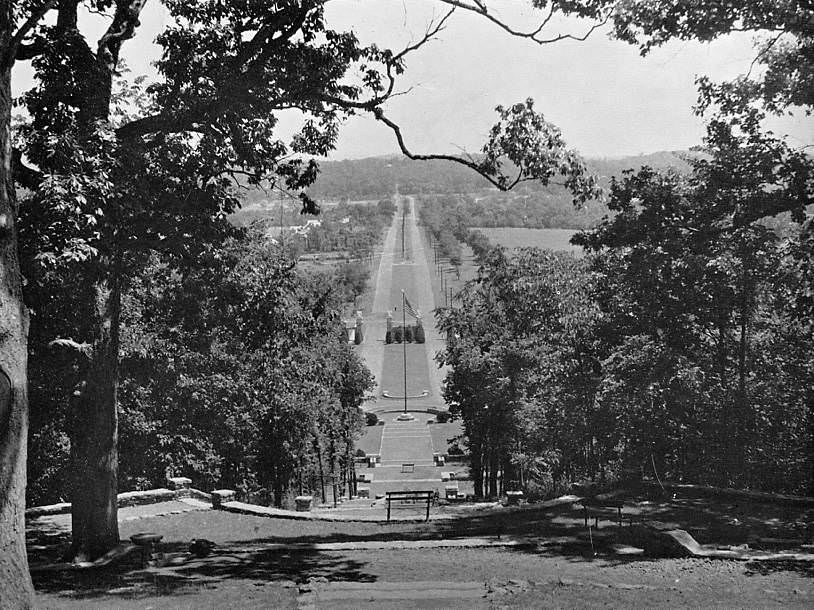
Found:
[403,293,420,319]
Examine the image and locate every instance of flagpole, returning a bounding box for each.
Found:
[402,291,408,414]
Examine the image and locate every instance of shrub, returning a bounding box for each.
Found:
[403,324,413,343]
[393,325,403,343]
[365,412,378,426]
[354,324,364,345]
[385,330,392,344]
[355,448,367,458]
[447,442,463,455]
[414,324,425,343]
[435,411,452,423]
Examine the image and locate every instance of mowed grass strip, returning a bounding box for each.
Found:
[380,343,431,396]
[357,425,384,455]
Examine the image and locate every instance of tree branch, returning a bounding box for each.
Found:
[48,338,93,357]
[438,0,610,45]
[12,148,43,190]
[373,108,510,191]
[4,0,58,69]
[96,0,148,73]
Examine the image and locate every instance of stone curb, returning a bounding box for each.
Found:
[229,536,535,552]
[219,500,457,523]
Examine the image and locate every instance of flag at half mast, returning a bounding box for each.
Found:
[403,292,421,319]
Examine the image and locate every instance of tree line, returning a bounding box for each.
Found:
[26,231,373,508]
[437,0,813,497]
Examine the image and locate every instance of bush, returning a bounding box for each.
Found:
[355,448,367,458]
[354,324,364,345]
[393,326,403,343]
[365,412,378,426]
[448,442,463,455]
[435,411,452,423]
[385,330,392,344]
[414,324,425,343]
[403,324,413,343]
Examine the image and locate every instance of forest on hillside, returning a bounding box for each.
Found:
[300,151,691,201]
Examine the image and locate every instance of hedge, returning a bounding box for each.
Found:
[414,324,426,343]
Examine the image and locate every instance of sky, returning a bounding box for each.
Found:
[13,0,813,160]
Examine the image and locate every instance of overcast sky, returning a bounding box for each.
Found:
[13,0,812,160]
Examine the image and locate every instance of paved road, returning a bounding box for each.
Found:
[356,194,446,412]
[352,194,455,499]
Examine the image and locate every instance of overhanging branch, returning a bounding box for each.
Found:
[4,0,58,69]
[438,0,610,45]
[374,108,518,191]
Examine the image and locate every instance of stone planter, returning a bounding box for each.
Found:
[211,489,236,508]
[295,495,313,512]
[506,490,524,505]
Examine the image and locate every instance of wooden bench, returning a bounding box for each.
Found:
[579,497,626,529]
[385,490,434,522]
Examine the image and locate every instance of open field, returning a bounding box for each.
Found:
[472,227,580,252]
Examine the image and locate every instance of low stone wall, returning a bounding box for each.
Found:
[26,476,206,517]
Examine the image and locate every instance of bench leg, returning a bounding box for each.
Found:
[387,501,391,522]
[425,499,430,521]
[583,506,588,527]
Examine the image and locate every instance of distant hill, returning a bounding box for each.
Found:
[300,151,692,201]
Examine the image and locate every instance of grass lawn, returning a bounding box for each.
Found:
[379,343,430,396]
[472,227,580,253]
[357,425,383,455]
[429,422,463,454]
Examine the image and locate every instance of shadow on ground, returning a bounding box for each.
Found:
[28,486,813,603]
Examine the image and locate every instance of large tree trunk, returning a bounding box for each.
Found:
[62,0,145,559]
[69,272,121,561]
[0,32,36,607]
